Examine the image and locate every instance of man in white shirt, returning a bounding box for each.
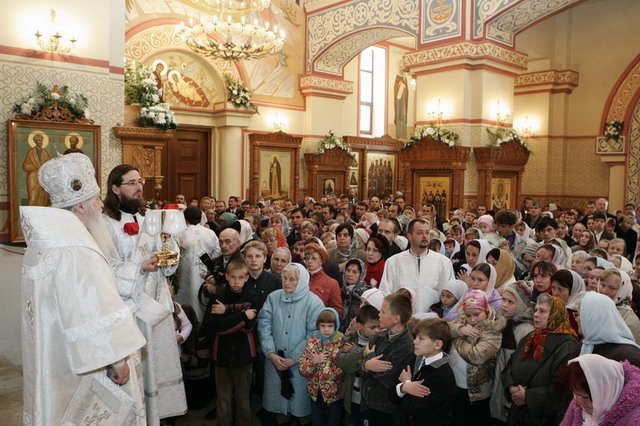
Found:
[379,219,454,313]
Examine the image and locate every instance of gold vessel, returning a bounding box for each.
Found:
[155,232,179,267]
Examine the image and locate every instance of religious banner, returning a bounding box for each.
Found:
[418,176,450,219]
[349,151,361,196]
[7,119,101,242]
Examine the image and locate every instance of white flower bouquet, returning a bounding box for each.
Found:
[224,74,258,112]
[404,125,459,149]
[486,127,529,150]
[317,130,356,164]
[12,81,90,120]
[138,105,177,131]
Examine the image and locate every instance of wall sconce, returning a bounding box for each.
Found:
[35,9,77,54]
[494,101,511,127]
[270,113,287,131]
[426,98,452,124]
[514,115,537,138]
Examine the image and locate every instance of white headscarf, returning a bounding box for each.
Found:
[238,220,253,244]
[461,239,492,273]
[568,354,625,426]
[443,279,468,302]
[550,243,567,269]
[579,291,640,355]
[566,270,587,310]
[615,269,634,305]
[361,288,385,311]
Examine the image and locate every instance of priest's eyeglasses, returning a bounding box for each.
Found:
[120,178,146,186]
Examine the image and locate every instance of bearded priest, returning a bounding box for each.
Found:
[20,153,147,425]
[103,164,187,424]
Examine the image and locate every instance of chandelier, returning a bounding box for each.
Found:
[35,10,77,55]
[176,0,285,61]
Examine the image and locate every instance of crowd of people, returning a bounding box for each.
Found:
[22,156,640,426]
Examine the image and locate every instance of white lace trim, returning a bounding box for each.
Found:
[64,307,131,343]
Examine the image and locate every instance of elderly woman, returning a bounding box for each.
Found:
[271,213,291,237]
[501,294,577,425]
[490,281,535,423]
[269,247,291,276]
[560,354,640,425]
[327,224,366,270]
[258,263,325,424]
[262,227,288,269]
[551,269,586,335]
[572,291,640,367]
[598,268,640,342]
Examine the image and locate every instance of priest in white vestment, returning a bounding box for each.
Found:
[379,218,455,313]
[103,164,187,424]
[176,206,221,321]
[21,153,146,425]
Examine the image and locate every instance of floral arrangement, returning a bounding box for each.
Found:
[224,74,258,112]
[486,127,529,150]
[317,130,356,163]
[138,105,177,131]
[124,60,177,131]
[405,125,459,149]
[12,81,90,120]
[124,61,163,106]
[604,121,623,141]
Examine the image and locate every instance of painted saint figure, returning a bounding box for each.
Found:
[269,155,282,198]
[22,132,51,206]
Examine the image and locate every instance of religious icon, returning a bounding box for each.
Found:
[418,176,451,219]
[366,153,395,198]
[491,178,512,211]
[63,132,85,154]
[323,178,336,196]
[23,131,51,206]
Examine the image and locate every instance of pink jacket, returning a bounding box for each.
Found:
[561,361,640,426]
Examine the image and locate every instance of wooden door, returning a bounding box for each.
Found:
[167,127,211,202]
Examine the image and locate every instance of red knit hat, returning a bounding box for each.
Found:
[303,242,329,263]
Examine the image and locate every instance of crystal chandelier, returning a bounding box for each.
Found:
[176,0,285,61]
[35,10,77,54]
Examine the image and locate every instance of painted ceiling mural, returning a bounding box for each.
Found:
[125,0,304,107]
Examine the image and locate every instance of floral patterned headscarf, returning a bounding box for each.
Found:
[520,294,577,361]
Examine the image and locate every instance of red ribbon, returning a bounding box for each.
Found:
[123,222,139,236]
[164,204,180,209]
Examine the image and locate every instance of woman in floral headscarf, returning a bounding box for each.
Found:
[341,258,369,331]
[501,294,577,425]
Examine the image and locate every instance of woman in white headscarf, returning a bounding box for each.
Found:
[598,268,640,343]
[575,291,640,367]
[560,354,640,425]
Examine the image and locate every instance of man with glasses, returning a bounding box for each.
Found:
[104,164,187,424]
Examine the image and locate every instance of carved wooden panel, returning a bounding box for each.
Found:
[248,131,302,202]
[113,126,175,200]
[398,136,471,211]
[342,134,404,199]
[304,147,352,199]
[473,140,531,211]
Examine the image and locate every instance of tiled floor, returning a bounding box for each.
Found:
[0,356,23,426]
[0,357,262,425]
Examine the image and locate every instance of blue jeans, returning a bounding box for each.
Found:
[311,393,343,426]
